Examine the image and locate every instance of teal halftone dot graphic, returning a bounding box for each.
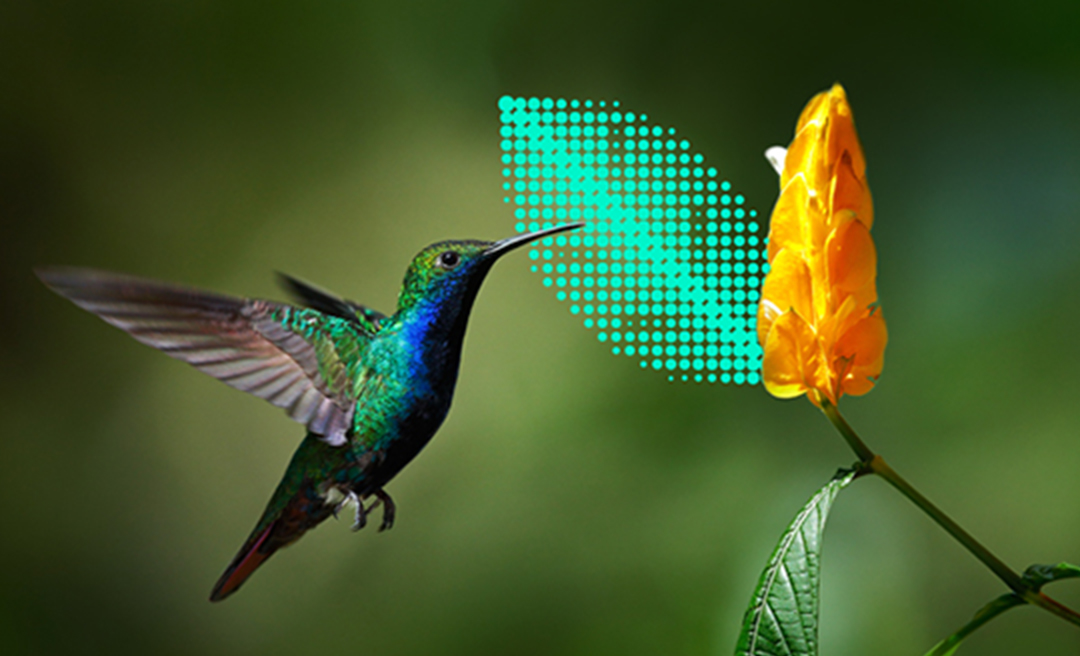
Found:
[499,96,767,384]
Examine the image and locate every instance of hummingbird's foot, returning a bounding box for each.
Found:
[373,488,396,532]
[328,488,358,520]
[350,488,395,532]
[325,488,363,530]
[351,494,368,532]
[357,489,396,531]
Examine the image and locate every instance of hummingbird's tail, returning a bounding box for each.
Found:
[209,521,279,602]
[210,434,340,602]
[209,484,336,601]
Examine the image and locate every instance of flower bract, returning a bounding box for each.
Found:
[757,84,887,406]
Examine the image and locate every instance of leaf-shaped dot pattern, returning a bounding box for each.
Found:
[499,96,768,384]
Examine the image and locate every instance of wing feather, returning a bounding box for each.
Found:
[276,272,386,332]
[36,267,370,446]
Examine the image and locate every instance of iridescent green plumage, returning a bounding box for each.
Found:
[36,223,581,601]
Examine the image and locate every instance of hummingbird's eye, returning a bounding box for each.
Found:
[436,251,460,269]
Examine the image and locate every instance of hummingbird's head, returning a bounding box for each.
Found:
[396,223,582,315]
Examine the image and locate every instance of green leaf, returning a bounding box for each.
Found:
[734,469,857,656]
[1022,562,1080,590]
[922,594,1024,656]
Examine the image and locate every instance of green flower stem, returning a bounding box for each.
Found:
[819,399,1080,628]
[819,400,874,463]
[1035,592,1080,627]
[869,456,1025,593]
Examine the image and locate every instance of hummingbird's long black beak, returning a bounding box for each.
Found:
[484,222,584,260]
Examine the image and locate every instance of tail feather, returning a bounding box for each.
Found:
[210,522,278,602]
[209,433,342,601]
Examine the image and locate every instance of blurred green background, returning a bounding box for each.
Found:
[2,1,1079,654]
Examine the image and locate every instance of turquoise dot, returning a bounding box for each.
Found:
[502,98,759,386]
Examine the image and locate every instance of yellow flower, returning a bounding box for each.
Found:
[757,84,887,406]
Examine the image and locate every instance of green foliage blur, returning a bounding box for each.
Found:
[2,1,1079,654]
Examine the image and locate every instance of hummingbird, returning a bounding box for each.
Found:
[36,222,581,602]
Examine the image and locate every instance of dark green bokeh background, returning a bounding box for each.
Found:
[3,1,1079,654]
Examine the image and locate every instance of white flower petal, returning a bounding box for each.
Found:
[765,146,787,176]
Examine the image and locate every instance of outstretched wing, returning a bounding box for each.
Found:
[37,267,370,446]
[276,273,387,332]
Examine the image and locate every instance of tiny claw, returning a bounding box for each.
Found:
[352,510,366,531]
[334,491,364,531]
[329,489,357,520]
[373,488,396,532]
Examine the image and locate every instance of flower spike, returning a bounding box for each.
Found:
[757,84,887,406]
